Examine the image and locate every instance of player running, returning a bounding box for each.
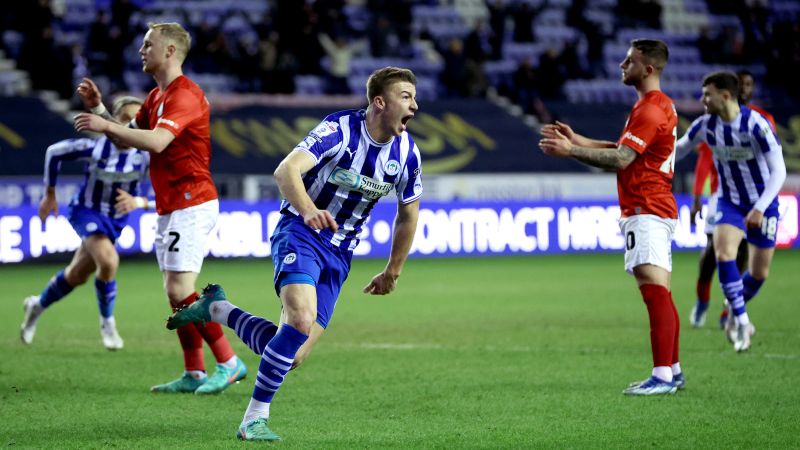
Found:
[21,96,148,350]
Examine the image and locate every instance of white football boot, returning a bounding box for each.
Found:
[20,296,43,345]
[100,316,124,350]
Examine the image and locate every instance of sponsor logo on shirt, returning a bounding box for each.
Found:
[283,253,296,264]
[157,102,164,117]
[93,168,143,183]
[328,167,393,200]
[712,146,755,161]
[309,121,339,141]
[86,222,98,232]
[623,131,646,147]
[157,117,179,130]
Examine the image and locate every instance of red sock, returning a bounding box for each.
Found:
[176,292,236,364]
[639,284,677,368]
[195,321,235,363]
[175,293,204,372]
[669,291,680,365]
[696,280,711,303]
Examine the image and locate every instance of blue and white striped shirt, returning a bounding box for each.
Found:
[44,137,150,219]
[283,109,423,250]
[677,106,783,210]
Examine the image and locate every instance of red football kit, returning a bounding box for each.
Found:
[136,75,217,215]
[616,90,678,219]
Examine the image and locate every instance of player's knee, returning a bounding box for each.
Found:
[96,255,119,279]
[751,266,769,280]
[285,312,315,335]
[64,266,90,286]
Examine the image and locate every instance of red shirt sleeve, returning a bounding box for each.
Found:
[156,87,205,137]
[619,103,663,154]
[693,143,713,196]
[135,99,150,129]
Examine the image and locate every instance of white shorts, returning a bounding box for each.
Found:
[155,199,219,273]
[703,191,720,235]
[618,214,676,274]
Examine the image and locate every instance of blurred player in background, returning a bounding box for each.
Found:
[687,69,777,329]
[166,66,422,441]
[74,22,247,394]
[540,39,683,395]
[21,96,148,350]
[676,71,785,352]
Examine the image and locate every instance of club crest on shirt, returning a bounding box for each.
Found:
[131,153,144,165]
[384,160,401,176]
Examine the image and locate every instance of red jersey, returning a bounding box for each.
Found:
[692,103,775,196]
[136,75,217,215]
[616,90,678,219]
[693,143,717,195]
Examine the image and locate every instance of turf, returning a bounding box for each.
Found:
[2,251,799,448]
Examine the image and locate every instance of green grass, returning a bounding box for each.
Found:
[2,251,799,449]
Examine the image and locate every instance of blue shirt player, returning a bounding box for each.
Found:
[20,96,151,351]
[676,71,786,353]
[167,67,422,441]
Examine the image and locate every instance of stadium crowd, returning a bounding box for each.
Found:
[2,1,799,117]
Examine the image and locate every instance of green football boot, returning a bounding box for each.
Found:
[195,358,248,395]
[166,284,227,330]
[150,373,206,393]
[236,418,281,442]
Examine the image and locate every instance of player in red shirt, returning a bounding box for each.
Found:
[74,22,246,394]
[687,69,776,329]
[539,39,683,395]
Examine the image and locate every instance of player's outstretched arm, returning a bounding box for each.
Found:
[541,121,616,149]
[363,199,420,296]
[275,149,338,232]
[74,114,175,153]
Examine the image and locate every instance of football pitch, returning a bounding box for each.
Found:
[2,251,799,449]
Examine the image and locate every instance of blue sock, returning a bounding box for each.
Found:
[741,271,764,303]
[226,307,279,356]
[252,324,308,403]
[718,260,745,316]
[95,278,117,318]
[39,270,74,309]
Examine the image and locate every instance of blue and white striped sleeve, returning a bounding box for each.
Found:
[294,117,344,163]
[43,138,95,187]
[676,115,705,161]
[752,114,781,154]
[397,141,423,204]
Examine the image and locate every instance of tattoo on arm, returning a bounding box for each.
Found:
[570,145,638,170]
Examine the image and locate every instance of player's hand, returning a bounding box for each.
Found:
[744,209,763,229]
[690,196,703,226]
[538,127,573,158]
[38,194,59,222]
[302,209,338,232]
[541,121,577,143]
[115,188,141,214]
[363,272,398,295]
[74,113,109,133]
[77,78,102,109]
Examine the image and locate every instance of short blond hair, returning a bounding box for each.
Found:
[366,67,417,104]
[148,22,191,62]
